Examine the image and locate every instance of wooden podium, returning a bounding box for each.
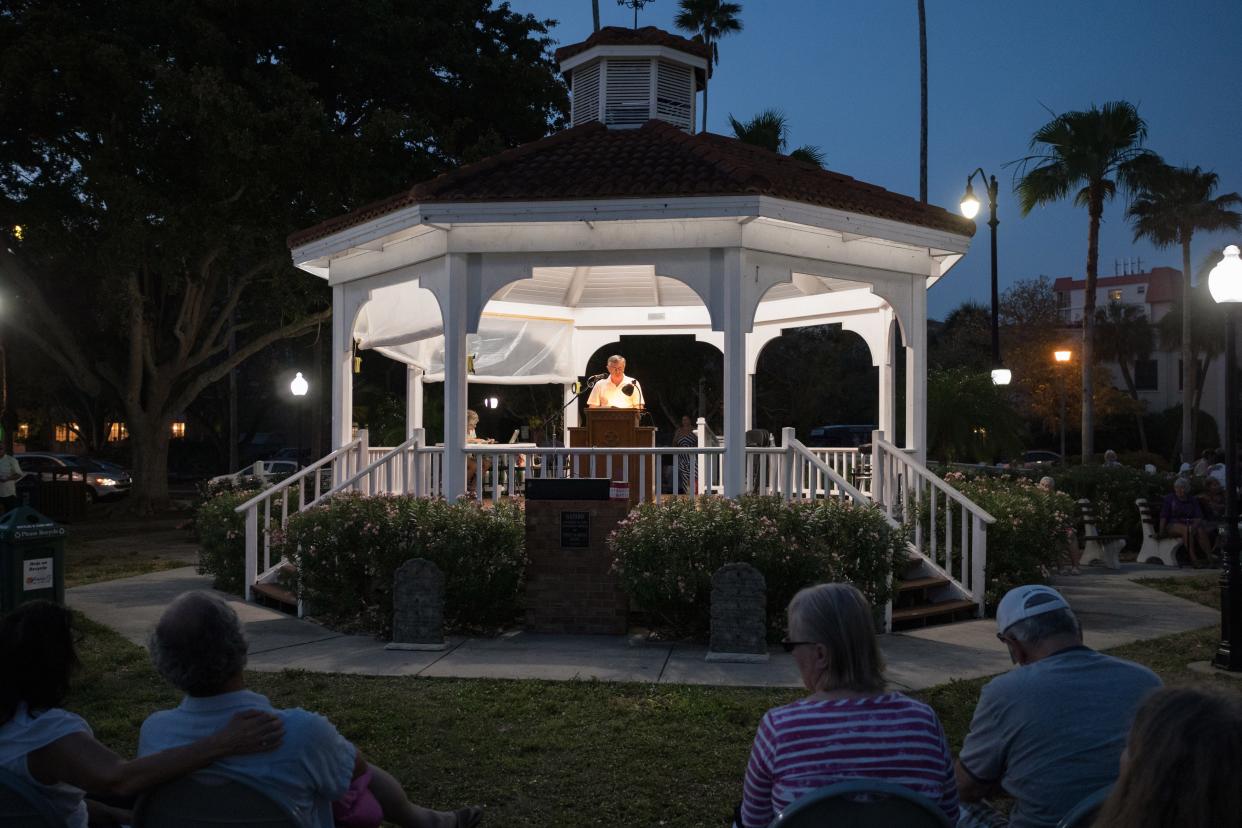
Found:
[568,408,656,507]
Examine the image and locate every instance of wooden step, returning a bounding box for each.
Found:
[896,575,950,593]
[890,598,978,625]
[252,581,297,609]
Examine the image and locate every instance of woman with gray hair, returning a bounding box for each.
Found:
[736,584,958,827]
[142,591,482,828]
[1158,476,1211,567]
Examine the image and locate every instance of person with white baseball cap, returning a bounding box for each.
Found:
[954,585,1161,828]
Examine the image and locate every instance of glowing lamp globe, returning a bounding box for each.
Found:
[991,368,1012,385]
[290,372,309,397]
[959,182,981,220]
[1209,245,1242,304]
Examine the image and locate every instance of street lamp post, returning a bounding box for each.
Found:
[960,169,1010,386]
[1054,350,1072,461]
[1208,244,1242,672]
[290,372,309,468]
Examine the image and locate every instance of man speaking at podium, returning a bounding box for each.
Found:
[586,354,645,408]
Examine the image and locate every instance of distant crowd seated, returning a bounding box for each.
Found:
[0,600,283,827]
[736,583,959,827]
[141,591,483,828]
[1159,476,1213,567]
[955,585,1161,828]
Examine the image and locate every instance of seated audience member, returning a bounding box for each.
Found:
[956,585,1161,828]
[1159,476,1211,567]
[1193,449,1215,478]
[465,408,494,491]
[140,591,482,828]
[738,583,958,827]
[1102,449,1121,468]
[1093,686,1242,828]
[0,600,282,828]
[1208,449,1228,487]
[1037,476,1080,574]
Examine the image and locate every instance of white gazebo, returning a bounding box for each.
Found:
[243,27,994,625]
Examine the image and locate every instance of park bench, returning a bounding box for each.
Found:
[1135,498,1184,567]
[1078,498,1126,570]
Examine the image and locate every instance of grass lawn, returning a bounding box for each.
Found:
[62,573,1240,828]
[64,513,197,588]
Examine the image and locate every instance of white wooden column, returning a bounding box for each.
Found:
[406,365,424,438]
[330,284,356,451]
[904,282,928,463]
[877,315,897,440]
[719,249,747,497]
[436,254,471,499]
[744,371,755,431]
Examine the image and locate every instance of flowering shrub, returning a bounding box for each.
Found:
[933,473,1076,608]
[609,495,906,636]
[278,494,525,635]
[195,487,263,594]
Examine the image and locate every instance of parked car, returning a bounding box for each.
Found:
[806,424,876,448]
[1021,450,1062,467]
[15,453,133,504]
[207,460,299,489]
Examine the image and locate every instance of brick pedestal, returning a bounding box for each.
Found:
[524,498,629,634]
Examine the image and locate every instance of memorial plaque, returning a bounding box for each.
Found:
[560,510,590,548]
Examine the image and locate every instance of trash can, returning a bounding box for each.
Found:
[0,506,67,612]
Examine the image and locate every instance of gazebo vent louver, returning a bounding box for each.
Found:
[555,27,709,133]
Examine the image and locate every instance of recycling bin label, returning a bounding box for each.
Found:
[23,557,54,590]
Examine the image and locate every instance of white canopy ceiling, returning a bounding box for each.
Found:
[353,264,868,383]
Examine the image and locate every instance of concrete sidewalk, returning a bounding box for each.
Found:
[68,564,1218,692]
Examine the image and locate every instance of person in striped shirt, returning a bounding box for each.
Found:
[737,583,958,827]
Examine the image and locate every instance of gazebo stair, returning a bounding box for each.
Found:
[891,560,978,631]
[252,561,299,615]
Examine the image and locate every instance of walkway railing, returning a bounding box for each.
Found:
[236,431,370,602]
[871,435,996,609]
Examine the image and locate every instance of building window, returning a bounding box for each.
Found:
[170,421,186,439]
[54,423,79,443]
[107,422,129,442]
[1108,289,1123,302]
[1135,359,1158,391]
[15,423,29,440]
[1137,285,1146,295]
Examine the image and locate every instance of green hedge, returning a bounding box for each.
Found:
[278,494,525,635]
[1049,465,1170,552]
[194,487,262,595]
[608,495,906,636]
[935,473,1076,609]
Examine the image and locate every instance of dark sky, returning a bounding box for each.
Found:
[521,0,1242,320]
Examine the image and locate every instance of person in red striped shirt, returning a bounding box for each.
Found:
[737,583,958,827]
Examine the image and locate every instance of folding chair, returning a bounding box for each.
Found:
[768,779,952,827]
[132,770,300,827]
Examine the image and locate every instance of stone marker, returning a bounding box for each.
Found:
[386,558,447,651]
[706,562,768,663]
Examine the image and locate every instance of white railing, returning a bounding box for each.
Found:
[779,429,875,510]
[807,447,869,495]
[871,434,996,608]
[236,430,371,602]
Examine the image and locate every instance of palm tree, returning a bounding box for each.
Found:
[728,109,825,167]
[1014,101,1156,461]
[1095,302,1155,452]
[1128,163,1241,461]
[674,0,743,133]
[918,0,927,203]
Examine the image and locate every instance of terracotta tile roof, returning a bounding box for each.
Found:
[288,120,976,248]
[553,26,711,65]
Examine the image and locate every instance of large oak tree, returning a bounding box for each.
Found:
[0,0,567,510]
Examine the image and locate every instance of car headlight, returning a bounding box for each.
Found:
[93,477,118,487]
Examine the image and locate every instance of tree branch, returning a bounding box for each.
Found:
[169,307,331,416]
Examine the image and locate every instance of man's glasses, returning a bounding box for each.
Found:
[781,640,814,653]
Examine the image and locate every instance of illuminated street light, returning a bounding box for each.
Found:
[960,169,1009,384]
[1209,245,1242,673]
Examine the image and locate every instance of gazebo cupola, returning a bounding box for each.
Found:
[554,26,709,132]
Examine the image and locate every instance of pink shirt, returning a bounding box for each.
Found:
[741,692,959,827]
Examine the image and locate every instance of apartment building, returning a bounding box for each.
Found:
[1052,264,1226,436]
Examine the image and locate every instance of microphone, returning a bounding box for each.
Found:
[588,372,608,381]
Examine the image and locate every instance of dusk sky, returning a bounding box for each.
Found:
[521,0,1242,320]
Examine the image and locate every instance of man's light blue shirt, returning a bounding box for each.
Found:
[138,689,356,828]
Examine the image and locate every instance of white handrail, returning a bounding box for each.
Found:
[870,432,994,610]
